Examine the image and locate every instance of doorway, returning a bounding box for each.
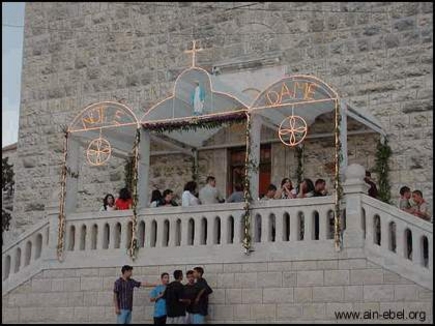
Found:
[227,144,271,198]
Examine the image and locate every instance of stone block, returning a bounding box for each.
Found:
[31,278,52,292]
[292,261,318,270]
[363,285,394,301]
[73,307,89,323]
[67,292,84,306]
[267,262,292,271]
[251,304,277,321]
[350,269,383,285]
[302,303,326,320]
[2,307,19,323]
[76,267,100,277]
[209,289,225,304]
[203,263,224,273]
[242,262,268,272]
[277,304,303,319]
[338,259,367,269]
[210,304,233,321]
[88,306,106,322]
[313,286,344,302]
[296,270,324,286]
[324,270,350,286]
[241,289,262,304]
[394,285,420,301]
[81,277,103,291]
[97,291,113,306]
[257,272,282,288]
[98,267,119,276]
[263,288,294,303]
[344,286,363,301]
[234,304,252,321]
[235,272,257,288]
[316,260,338,270]
[294,287,313,303]
[83,292,99,306]
[224,264,242,273]
[217,273,234,288]
[283,271,297,287]
[383,270,402,284]
[226,289,242,304]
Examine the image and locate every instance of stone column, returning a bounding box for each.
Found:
[120,221,128,249]
[138,129,151,209]
[207,217,214,245]
[412,230,423,266]
[342,164,370,249]
[304,210,313,241]
[97,223,105,250]
[194,217,201,246]
[65,138,80,213]
[169,219,177,247]
[290,213,299,241]
[247,114,262,200]
[233,214,241,244]
[181,219,189,246]
[275,210,284,242]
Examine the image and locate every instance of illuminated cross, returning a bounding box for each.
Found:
[184,40,203,67]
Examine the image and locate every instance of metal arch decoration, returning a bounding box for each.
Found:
[249,74,339,111]
[86,136,112,166]
[278,115,308,147]
[68,101,140,133]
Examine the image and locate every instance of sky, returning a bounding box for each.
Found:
[2,2,25,147]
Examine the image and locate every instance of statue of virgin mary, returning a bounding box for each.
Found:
[191,81,205,115]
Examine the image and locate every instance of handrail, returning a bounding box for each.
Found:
[2,218,50,254]
[361,194,433,233]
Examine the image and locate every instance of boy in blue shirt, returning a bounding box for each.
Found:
[150,272,170,324]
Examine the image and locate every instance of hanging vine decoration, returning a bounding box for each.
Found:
[242,112,253,254]
[334,99,343,252]
[374,136,392,204]
[57,128,69,261]
[128,128,141,261]
[295,144,304,185]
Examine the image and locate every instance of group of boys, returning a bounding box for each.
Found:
[113,265,212,325]
[399,186,431,222]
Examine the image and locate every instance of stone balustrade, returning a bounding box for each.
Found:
[2,164,433,295]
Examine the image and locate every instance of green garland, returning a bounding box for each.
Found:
[242,113,253,254]
[374,137,392,204]
[334,100,343,252]
[295,145,304,185]
[128,128,140,261]
[142,112,247,133]
[124,155,135,190]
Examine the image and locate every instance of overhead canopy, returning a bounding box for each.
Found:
[141,67,250,148]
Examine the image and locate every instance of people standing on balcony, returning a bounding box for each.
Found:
[100,194,116,211]
[398,186,414,214]
[115,188,133,210]
[275,178,296,199]
[199,176,225,205]
[313,179,328,197]
[150,190,163,208]
[296,179,315,198]
[113,265,157,324]
[163,270,190,324]
[183,270,197,324]
[150,273,170,325]
[364,171,379,199]
[227,183,244,203]
[410,190,431,222]
[191,267,213,324]
[182,181,200,207]
[158,189,179,207]
[261,184,277,200]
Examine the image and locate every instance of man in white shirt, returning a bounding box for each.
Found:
[199,176,224,205]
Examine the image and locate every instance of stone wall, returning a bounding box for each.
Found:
[10,2,433,244]
[2,258,432,323]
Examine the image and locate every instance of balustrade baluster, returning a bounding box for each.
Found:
[305,210,313,241]
[290,212,298,241]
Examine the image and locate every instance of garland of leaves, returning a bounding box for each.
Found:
[242,112,253,254]
[124,155,135,190]
[334,100,343,252]
[128,128,141,260]
[295,145,304,185]
[374,137,392,204]
[142,111,247,133]
[57,128,69,261]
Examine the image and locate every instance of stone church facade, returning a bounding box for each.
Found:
[6,2,433,245]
